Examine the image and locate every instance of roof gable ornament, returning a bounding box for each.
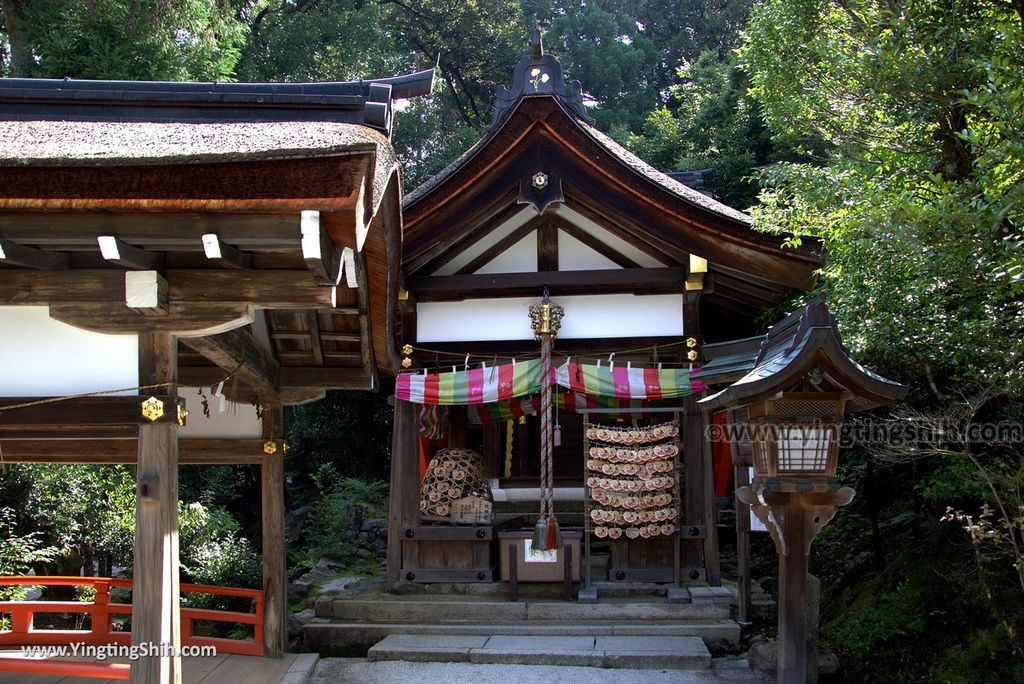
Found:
[490,26,595,129]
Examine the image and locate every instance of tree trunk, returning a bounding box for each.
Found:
[0,0,33,77]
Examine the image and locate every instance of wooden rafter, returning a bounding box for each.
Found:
[201,234,253,270]
[180,327,281,399]
[98,236,163,270]
[301,210,342,285]
[0,237,68,270]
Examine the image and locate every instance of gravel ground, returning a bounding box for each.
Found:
[311,658,773,684]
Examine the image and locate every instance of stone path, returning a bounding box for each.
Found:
[368,633,712,669]
[312,657,771,684]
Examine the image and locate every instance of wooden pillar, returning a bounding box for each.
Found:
[777,502,810,684]
[700,409,721,586]
[386,399,419,590]
[261,404,286,657]
[733,463,753,624]
[682,401,704,579]
[737,487,855,684]
[131,332,181,684]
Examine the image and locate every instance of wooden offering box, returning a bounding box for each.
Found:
[499,529,581,582]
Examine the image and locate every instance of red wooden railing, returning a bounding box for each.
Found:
[0,575,263,680]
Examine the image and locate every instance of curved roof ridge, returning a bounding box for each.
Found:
[579,122,752,225]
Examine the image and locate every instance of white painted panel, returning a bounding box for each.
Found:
[0,306,138,396]
[475,231,537,274]
[432,206,536,275]
[178,388,263,438]
[557,230,619,271]
[416,294,684,342]
[553,205,668,268]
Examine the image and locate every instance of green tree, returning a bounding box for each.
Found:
[237,0,409,82]
[623,51,790,208]
[742,0,1024,677]
[0,0,246,80]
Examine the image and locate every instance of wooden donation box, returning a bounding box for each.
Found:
[499,530,582,582]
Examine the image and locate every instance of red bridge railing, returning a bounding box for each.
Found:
[0,575,263,679]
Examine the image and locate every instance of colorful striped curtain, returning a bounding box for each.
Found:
[395,359,542,405]
[555,361,705,399]
[396,359,704,405]
[473,391,659,423]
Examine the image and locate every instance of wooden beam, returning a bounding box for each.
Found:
[353,248,378,385]
[301,210,342,286]
[131,332,181,684]
[0,438,269,464]
[407,189,522,274]
[0,212,303,251]
[201,234,253,270]
[0,396,185,426]
[319,331,362,343]
[125,271,169,315]
[49,301,253,337]
[180,328,280,398]
[178,365,372,389]
[261,405,287,658]
[0,270,337,309]
[306,311,324,367]
[537,221,558,272]
[410,267,687,301]
[0,237,68,270]
[98,236,163,270]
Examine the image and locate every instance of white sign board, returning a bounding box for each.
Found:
[749,467,768,532]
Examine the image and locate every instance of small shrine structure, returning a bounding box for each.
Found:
[0,69,432,682]
[386,32,820,592]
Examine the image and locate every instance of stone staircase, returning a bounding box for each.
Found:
[303,587,740,669]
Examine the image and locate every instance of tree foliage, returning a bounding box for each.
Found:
[1,0,247,80]
[742,1,1024,678]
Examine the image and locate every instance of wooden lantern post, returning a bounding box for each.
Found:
[699,297,908,684]
[735,393,853,684]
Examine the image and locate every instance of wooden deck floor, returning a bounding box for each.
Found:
[0,650,316,684]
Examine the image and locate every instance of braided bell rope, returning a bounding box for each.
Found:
[539,334,554,522]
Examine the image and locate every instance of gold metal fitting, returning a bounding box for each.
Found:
[687,350,699,362]
[177,404,189,426]
[686,337,698,348]
[141,396,165,422]
[263,440,278,455]
[401,357,413,369]
[402,343,414,356]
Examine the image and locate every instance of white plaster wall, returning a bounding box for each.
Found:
[557,230,620,271]
[475,231,537,274]
[416,293,684,342]
[0,306,138,396]
[178,388,263,438]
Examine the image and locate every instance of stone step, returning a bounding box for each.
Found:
[366,634,713,670]
[320,597,731,623]
[303,618,740,655]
